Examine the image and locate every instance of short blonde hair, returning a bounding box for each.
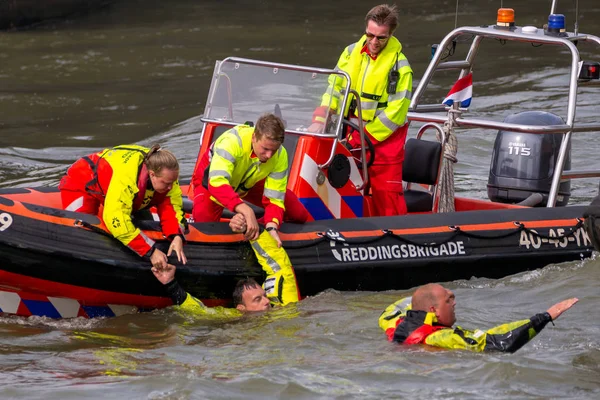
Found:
[254,113,285,144]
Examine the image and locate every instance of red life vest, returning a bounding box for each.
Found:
[390,316,446,344]
[404,323,446,344]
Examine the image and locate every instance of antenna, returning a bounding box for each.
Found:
[454,0,459,29]
[574,0,579,35]
[551,0,557,14]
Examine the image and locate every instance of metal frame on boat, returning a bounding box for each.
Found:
[409,23,600,207]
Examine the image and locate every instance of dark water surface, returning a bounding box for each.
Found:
[1,0,600,398]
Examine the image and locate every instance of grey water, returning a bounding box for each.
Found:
[0,0,599,398]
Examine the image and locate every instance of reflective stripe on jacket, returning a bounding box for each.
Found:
[251,230,300,306]
[193,125,288,225]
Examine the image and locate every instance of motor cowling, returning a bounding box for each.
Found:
[487,111,571,206]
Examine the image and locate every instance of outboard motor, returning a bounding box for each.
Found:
[487,111,571,206]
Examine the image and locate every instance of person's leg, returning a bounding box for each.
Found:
[59,157,101,214]
[192,185,225,222]
[369,164,407,217]
[282,189,311,223]
[370,189,407,216]
[60,189,100,214]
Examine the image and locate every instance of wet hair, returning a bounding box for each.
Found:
[144,143,179,175]
[365,4,399,33]
[232,278,261,307]
[254,113,285,144]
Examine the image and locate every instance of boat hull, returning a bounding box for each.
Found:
[0,188,592,318]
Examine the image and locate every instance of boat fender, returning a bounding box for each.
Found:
[327,154,351,189]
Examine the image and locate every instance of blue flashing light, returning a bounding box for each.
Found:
[548,14,565,31]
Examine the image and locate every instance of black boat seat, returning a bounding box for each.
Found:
[182,197,194,214]
[403,138,443,213]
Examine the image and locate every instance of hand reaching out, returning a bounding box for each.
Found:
[546,297,579,320]
[150,248,169,270]
[152,263,176,285]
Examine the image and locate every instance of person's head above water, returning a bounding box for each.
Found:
[232,278,271,312]
[411,283,457,326]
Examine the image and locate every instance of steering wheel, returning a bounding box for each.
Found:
[342,118,376,168]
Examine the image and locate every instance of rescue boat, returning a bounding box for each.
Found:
[1,8,599,318]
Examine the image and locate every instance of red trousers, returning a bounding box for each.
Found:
[192,181,310,224]
[59,157,102,214]
[369,163,407,217]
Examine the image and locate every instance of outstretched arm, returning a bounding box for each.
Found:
[152,264,206,311]
[151,264,243,318]
[152,264,187,305]
[425,298,579,353]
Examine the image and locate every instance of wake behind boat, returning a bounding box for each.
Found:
[1,6,599,318]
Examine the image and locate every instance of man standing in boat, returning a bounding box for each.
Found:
[152,228,300,315]
[309,4,412,217]
[191,113,309,247]
[59,144,187,271]
[379,283,578,352]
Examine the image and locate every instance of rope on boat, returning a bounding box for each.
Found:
[75,217,584,250]
[436,108,460,213]
[313,218,584,248]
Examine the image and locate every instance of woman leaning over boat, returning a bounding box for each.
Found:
[59,144,187,270]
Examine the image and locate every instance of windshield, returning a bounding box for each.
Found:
[202,58,350,136]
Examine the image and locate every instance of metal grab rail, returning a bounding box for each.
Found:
[348,88,369,192]
[407,24,600,207]
[408,113,600,134]
[412,123,447,213]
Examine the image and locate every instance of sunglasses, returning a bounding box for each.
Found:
[365,31,390,42]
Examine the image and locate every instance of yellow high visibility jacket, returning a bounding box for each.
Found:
[196,125,288,225]
[173,230,300,316]
[316,35,412,147]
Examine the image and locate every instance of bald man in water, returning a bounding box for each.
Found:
[379,283,578,352]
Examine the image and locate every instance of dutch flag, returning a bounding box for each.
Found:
[442,73,472,108]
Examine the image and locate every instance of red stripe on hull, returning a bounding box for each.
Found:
[0,269,172,308]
